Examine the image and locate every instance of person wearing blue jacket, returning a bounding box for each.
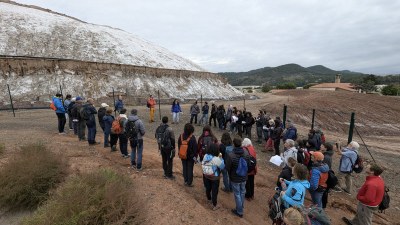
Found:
[280,163,310,209]
[114,96,124,114]
[335,141,359,195]
[103,108,114,148]
[171,99,182,124]
[52,93,66,134]
[283,120,297,141]
[309,151,329,208]
[202,143,225,211]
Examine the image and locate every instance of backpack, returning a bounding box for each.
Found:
[111,117,123,134]
[326,170,338,189]
[178,134,192,160]
[244,148,257,173]
[155,125,172,150]
[302,205,331,225]
[80,106,90,121]
[352,154,364,173]
[268,191,283,225]
[125,120,138,141]
[379,187,390,213]
[50,101,56,111]
[202,158,214,176]
[236,157,248,177]
[67,102,75,115]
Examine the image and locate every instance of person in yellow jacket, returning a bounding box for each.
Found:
[147,95,157,122]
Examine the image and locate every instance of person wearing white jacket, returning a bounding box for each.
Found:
[202,143,225,211]
[282,139,298,167]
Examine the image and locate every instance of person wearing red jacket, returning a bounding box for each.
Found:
[342,163,385,225]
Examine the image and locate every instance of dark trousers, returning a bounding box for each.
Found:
[119,134,128,156]
[73,121,78,135]
[245,126,252,139]
[237,124,243,137]
[161,149,173,177]
[205,178,220,207]
[87,125,97,144]
[217,118,225,130]
[274,139,280,155]
[224,118,231,130]
[256,126,263,142]
[68,114,73,129]
[209,114,217,127]
[78,120,86,140]
[182,159,194,185]
[245,175,255,198]
[190,114,198,124]
[56,113,66,133]
[110,133,119,149]
[322,187,330,209]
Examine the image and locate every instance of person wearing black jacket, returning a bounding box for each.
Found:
[178,123,198,187]
[276,157,297,190]
[98,103,108,132]
[209,102,217,127]
[85,98,99,145]
[243,112,255,139]
[156,116,176,180]
[236,110,244,138]
[226,137,249,218]
[271,119,283,155]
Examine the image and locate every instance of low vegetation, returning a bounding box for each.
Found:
[276,82,296,89]
[381,85,400,96]
[22,169,137,225]
[261,84,273,93]
[0,143,68,211]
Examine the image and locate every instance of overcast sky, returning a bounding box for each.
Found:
[16,0,400,74]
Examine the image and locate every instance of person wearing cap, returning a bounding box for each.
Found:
[335,141,359,194]
[98,103,109,132]
[147,95,156,123]
[52,93,66,134]
[309,151,329,208]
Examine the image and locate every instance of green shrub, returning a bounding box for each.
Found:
[261,84,272,93]
[22,169,137,225]
[303,83,317,89]
[247,89,253,93]
[381,85,399,96]
[276,82,297,89]
[0,143,68,211]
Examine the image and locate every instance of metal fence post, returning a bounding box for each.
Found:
[348,112,355,144]
[7,84,15,117]
[283,104,287,128]
[158,90,161,120]
[311,109,316,130]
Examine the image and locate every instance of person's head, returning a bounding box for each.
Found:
[292,163,309,180]
[106,108,113,115]
[283,207,304,225]
[87,98,94,105]
[269,119,275,126]
[287,157,297,168]
[202,125,211,133]
[205,101,208,105]
[194,100,197,105]
[367,163,384,176]
[233,137,242,148]
[311,151,324,162]
[66,94,71,100]
[130,108,137,115]
[320,142,333,153]
[208,143,220,156]
[297,139,307,149]
[120,108,127,114]
[162,116,168,124]
[75,96,83,103]
[284,139,295,149]
[221,132,232,146]
[150,94,153,98]
[242,138,252,147]
[348,141,360,150]
[55,93,62,98]
[173,99,177,104]
[184,123,194,136]
[118,95,122,100]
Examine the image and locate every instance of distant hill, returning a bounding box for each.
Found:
[219,63,368,86]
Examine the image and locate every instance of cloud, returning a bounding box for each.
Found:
[15,0,400,74]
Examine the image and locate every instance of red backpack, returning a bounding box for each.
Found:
[111,117,123,134]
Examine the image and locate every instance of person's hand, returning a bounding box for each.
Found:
[279,178,285,183]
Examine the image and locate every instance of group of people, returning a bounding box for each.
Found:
[51,95,387,224]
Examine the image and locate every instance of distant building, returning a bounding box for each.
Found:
[309,74,357,92]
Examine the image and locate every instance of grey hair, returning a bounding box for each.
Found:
[285,139,295,147]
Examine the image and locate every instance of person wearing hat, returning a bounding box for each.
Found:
[98,103,109,132]
[309,151,329,208]
[335,141,360,195]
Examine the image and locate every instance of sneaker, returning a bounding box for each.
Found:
[342,217,353,225]
[111,146,117,152]
[221,188,231,193]
[332,186,343,192]
[136,167,143,172]
[131,165,137,169]
[69,128,74,131]
[122,155,129,158]
[59,132,67,135]
[185,183,194,187]
[231,209,243,218]
[212,205,220,211]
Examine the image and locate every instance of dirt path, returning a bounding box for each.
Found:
[0,91,397,224]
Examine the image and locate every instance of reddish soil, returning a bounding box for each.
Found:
[0,90,398,225]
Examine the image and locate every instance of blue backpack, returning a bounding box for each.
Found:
[236,157,248,177]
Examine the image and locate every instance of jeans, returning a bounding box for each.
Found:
[56,113,66,133]
[67,114,73,129]
[200,114,208,125]
[119,134,128,156]
[87,125,97,144]
[205,178,220,207]
[104,130,110,147]
[218,118,225,130]
[222,168,231,191]
[172,112,180,123]
[256,126,263,143]
[161,148,173,177]
[190,114,198,124]
[263,129,270,141]
[244,126,252,139]
[245,175,255,198]
[182,159,194,185]
[231,181,246,215]
[131,139,144,169]
[310,189,324,208]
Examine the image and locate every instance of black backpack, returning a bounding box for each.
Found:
[379,187,390,213]
[326,170,338,189]
[155,125,172,150]
[244,148,257,173]
[268,191,283,225]
[80,106,90,121]
[125,120,138,141]
[352,154,364,173]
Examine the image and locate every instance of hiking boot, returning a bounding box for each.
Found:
[185,183,194,187]
[136,167,143,172]
[343,190,352,196]
[231,209,243,218]
[212,205,220,211]
[59,132,67,135]
[131,165,137,169]
[111,145,117,152]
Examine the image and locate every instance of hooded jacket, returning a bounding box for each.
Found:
[52,97,65,114]
[339,148,358,173]
[310,162,329,191]
[127,115,145,139]
[282,179,310,208]
[202,154,225,180]
[171,103,182,113]
[226,147,249,183]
